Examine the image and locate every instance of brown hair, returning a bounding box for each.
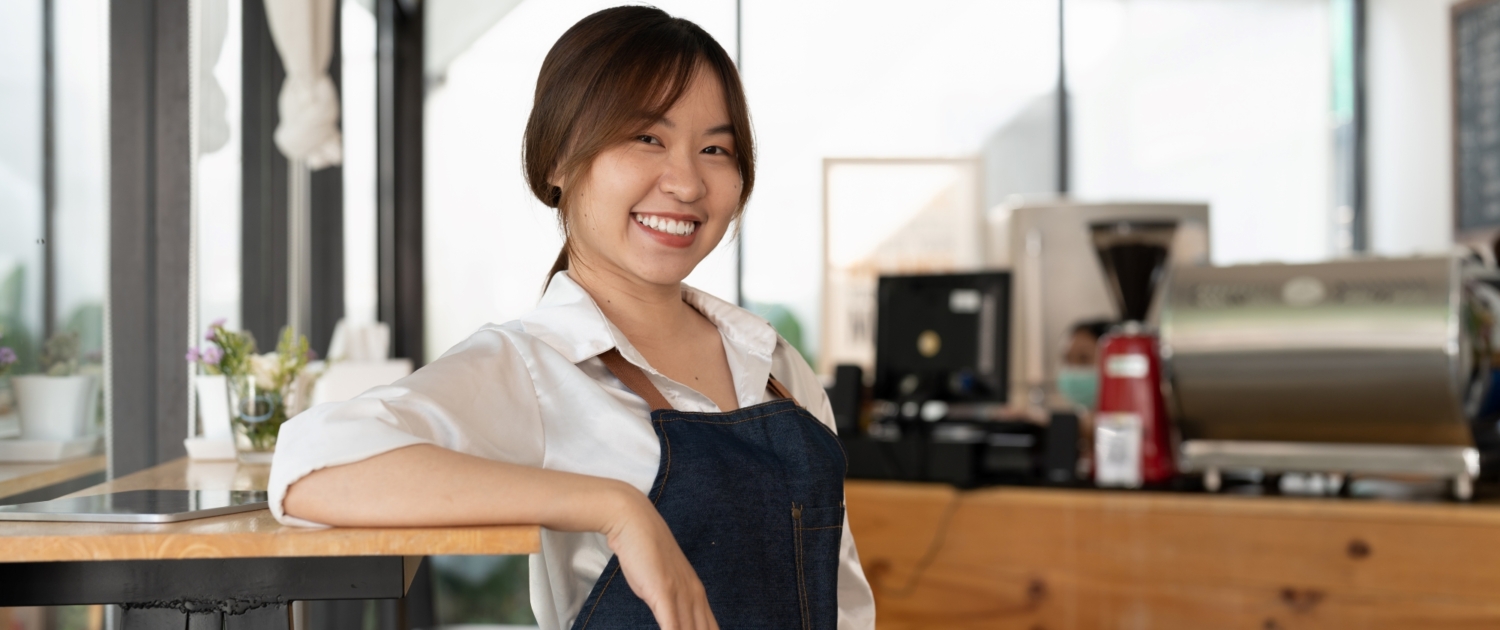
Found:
[524,6,755,290]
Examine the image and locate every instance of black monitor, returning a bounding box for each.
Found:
[873,272,1010,403]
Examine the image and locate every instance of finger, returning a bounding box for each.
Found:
[676,591,697,630]
[696,598,716,630]
[654,601,680,630]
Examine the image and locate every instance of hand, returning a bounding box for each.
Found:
[601,487,719,630]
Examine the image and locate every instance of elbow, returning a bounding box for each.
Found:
[281,477,316,522]
[281,470,337,524]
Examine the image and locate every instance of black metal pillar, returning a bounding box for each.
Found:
[109,0,193,476]
[377,0,424,366]
[1056,0,1070,196]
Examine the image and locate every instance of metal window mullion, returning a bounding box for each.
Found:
[43,0,57,340]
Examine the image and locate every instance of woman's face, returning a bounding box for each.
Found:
[566,68,742,287]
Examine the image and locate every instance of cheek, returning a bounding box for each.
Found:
[588,151,657,211]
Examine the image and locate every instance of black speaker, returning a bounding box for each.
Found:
[827,364,864,436]
[1043,412,1081,484]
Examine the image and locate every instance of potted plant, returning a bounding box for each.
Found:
[191,323,314,463]
[11,332,98,441]
[186,319,234,447]
[0,337,13,425]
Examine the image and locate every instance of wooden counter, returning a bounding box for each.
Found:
[846,480,1500,630]
[0,458,540,562]
[0,455,106,500]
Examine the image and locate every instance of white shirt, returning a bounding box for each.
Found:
[268,272,876,630]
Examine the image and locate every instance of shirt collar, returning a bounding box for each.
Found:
[519,271,780,375]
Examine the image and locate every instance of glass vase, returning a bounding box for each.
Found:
[227,374,286,464]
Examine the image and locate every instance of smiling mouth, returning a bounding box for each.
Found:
[632,213,699,237]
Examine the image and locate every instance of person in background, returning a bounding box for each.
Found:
[267,7,872,630]
[1057,319,1114,411]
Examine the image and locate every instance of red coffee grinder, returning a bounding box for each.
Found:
[1090,220,1177,488]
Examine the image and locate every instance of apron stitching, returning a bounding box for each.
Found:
[659,405,824,427]
[799,524,843,530]
[800,524,811,630]
[793,503,810,630]
[577,565,622,630]
[651,418,672,506]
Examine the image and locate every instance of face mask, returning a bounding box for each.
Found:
[1056,365,1098,410]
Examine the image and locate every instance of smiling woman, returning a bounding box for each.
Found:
[271,6,872,630]
[522,7,754,292]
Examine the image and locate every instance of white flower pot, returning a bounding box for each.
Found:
[12,374,99,441]
[194,374,234,440]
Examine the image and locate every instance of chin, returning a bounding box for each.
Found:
[631,262,700,286]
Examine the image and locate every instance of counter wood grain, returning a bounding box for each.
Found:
[0,458,540,562]
[846,480,1500,630]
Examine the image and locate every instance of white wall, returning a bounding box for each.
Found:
[1068,0,1335,265]
[1366,0,1457,256]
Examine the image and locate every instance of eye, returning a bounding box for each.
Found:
[637,134,662,146]
[702,145,732,156]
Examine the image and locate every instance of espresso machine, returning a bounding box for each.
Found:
[1091,221,1178,487]
[1161,255,1490,499]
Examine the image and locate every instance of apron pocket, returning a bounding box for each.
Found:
[792,504,844,630]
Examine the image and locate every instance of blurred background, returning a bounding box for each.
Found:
[0,0,1489,628]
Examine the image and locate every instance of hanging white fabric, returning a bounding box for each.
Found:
[198,0,231,154]
[263,0,343,169]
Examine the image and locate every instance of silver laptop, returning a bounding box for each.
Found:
[0,489,269,523]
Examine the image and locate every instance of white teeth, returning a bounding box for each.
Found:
[634,214,697,236]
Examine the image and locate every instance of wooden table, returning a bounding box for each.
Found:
[0,455,107,503]
[846,480,1500,630]
[0,458,540,629]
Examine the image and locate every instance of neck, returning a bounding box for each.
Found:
[566,256,696,348]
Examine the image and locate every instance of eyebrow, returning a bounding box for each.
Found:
[656,117,735,136]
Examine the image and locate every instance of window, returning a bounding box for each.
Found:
[0,0,109,420]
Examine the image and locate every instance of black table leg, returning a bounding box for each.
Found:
[120,607,184,629]
[188,610,226,630]
[225,604,291,630]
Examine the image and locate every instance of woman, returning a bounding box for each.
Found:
[269,6,875,630]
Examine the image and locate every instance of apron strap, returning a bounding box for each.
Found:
[597,348,799,411]
[766,376,800,407]
[598,349,674,411]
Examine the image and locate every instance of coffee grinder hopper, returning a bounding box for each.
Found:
[1089,220,1177,324]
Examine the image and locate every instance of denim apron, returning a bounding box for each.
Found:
[569,349,847,630]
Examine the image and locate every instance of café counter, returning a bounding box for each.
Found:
[846,480,1500,630]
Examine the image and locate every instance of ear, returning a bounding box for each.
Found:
[546,167,566,207]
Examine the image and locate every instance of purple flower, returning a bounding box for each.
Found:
[306,349,319,361]
[205,318,228,341]
[185,347,200,363]
[0,347,15,366]
[201,346,223,365]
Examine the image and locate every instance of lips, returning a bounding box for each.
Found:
[632,212,700,248]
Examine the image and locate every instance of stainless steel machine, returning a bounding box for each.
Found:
[1161,255,1492,498]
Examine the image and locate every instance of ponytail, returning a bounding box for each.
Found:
[543,244,569,292]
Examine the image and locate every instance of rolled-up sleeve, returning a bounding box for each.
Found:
[268,325,545,527]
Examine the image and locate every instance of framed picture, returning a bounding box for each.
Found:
[820,157,984,376]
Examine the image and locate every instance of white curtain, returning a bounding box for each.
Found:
[198,0,230,154]
[263,0,343,169]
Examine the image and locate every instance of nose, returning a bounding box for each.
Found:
[658,148,707,203]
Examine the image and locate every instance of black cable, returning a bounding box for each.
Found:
[873,491,963,598]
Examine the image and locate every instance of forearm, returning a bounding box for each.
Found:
[282,443,635,531]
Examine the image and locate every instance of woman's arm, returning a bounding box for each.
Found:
[284,443,628,529]
[286,444,719,630]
